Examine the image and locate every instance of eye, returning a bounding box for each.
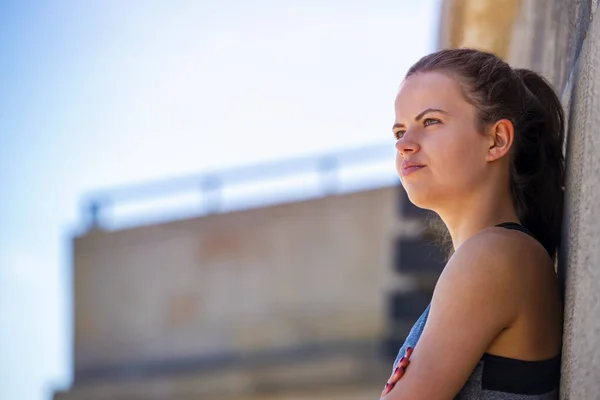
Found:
[394,130,406,140]
[424,118,440,127]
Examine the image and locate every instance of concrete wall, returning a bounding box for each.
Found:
[557,3,600,398]
[74,186,408,372]
[61,185,427,399]
[439,0,600,397]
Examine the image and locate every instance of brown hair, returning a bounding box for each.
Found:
[407,48,565,262]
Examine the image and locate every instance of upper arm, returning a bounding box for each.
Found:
[383,230,522,400]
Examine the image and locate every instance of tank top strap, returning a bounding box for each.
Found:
[494,222,551,256]
[494,221,534,237]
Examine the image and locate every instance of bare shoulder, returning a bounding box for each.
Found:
[446,225,549,279]
[434,226,548,325]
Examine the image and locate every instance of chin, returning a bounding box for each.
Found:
[402,185,437,211]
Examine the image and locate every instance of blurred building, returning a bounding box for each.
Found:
[55,0,600,398]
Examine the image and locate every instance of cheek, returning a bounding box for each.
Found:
[433,134,486,184]
[427,128,485,180]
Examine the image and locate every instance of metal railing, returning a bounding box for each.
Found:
[82,142,399,231]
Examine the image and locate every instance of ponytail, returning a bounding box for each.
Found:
[512,69,565,261]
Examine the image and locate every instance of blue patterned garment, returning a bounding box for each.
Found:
[392,303,430,371]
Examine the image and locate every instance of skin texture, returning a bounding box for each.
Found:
[381,72,563,399]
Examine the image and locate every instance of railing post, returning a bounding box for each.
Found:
[318,156,338,195]
[201,175,221,214]
[87,200,102,230]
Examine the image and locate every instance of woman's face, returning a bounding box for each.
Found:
[393,71,491,210]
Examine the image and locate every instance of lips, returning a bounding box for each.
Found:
[401,162,426,177]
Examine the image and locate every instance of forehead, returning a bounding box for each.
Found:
[394,71,468,117]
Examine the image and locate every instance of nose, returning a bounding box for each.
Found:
[395,136,420,157]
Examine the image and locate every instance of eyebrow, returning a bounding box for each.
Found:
[393,108,450,130]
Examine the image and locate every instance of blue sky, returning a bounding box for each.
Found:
[0,1,438,398]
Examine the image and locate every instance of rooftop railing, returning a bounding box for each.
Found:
[82,142,399,231]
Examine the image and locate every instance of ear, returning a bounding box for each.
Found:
[486,119,514,162]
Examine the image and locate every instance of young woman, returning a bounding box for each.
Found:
[380,48,564,399]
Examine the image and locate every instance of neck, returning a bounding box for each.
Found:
[435,184,519,252]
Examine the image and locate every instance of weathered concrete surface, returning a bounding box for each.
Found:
[439,0,594,93]
[559,3,600,398]
[63,184,430,400]
[438,0,521,60]
[508,0,594,95]
[73,187,404,372]
[57,184,429,399]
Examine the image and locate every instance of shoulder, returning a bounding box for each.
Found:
[433,227,535,329]
[443,226,542,285]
